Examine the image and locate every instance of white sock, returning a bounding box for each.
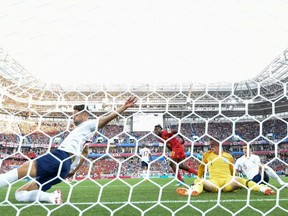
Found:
[264,166,285,185]
[143,170,146,178]
[0,169,18,187]
[15,190,52,203]
[260,186,267,193]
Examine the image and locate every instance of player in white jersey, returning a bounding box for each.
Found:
[139,143,153,179]
[235,144,287,187]
[0,97,137,204]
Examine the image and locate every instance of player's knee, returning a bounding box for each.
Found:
[212,187,218,193]
[223,184,236,192]
[203,184,218,192]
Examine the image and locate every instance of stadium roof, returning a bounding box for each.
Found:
[1,46,288,93]
[1,46,288,119]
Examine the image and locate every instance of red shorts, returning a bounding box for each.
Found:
[170,145,186,160]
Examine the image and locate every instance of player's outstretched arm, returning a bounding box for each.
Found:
[98,96,137,129]
[67,144,89,178]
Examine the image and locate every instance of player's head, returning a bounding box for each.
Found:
[242,144,253,156]
[177,134,185,144]
[73,104,89,126]
[208,138,220,154]
[142,143,146,148]
[153,124,163,135]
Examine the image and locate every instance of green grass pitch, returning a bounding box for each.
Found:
[0,177,287,216]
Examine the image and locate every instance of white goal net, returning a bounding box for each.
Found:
[0,47,288,216]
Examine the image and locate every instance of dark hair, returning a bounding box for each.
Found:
[73,104,88,112]
[154,124,163,130]
[244,144,253,149]
[209,137,219,145]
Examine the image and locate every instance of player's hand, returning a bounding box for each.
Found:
[124,96,137,108]
[67,172,75,178]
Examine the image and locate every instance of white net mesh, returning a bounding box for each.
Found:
[1,48,288,215]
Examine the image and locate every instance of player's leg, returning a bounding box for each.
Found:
[251,173,262,184]
[17,160,38,178]
[1,150,65,188]
[179,162,198,175]
[264,165,287,187]
[0,160,37,188]
[263,171,269,183]
[176,178,218,196]
[170,158,184,185]
[141,162,145,178]
[14,152,58,203]
[174,158,197,186]
[15,180,51,202]
[177,145,198,176]
[15,169,68,204]
[223,176,243,192]
[14,150,71,204]
[15,179,62,204]
[202,178,219,193]
[141,161,148,180]
[251,172,269,185]
[169,159,179,176]
[172,146,195,185]
[142,166,146,179]
[235,177,275,195]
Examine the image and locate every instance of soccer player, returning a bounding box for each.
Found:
[0,96,137,204]
[176,138,275,196]
[235,144,287,187]
[139,143,153,180]
[153,124,198,186]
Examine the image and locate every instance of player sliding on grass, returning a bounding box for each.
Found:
[176,138,276,196]
[0,97,137,205]
[153,124,198,186]
[235,144,288,188]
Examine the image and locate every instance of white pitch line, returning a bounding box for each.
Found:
[0,198,287,206]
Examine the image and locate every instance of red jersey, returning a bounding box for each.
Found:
[159,130,182,150]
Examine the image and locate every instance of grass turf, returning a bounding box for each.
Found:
[0,177,287,216]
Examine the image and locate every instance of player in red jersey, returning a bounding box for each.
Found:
[153,124,198,185]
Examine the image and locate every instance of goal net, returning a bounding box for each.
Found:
[0,48,288,215]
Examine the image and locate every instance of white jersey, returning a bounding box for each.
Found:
[234,154,261,179]
[58,119,98,156]
[139,147,151,163]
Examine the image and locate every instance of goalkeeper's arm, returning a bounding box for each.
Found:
[197,163,205,178]
[197,152,208,178]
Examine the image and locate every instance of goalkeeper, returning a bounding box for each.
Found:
[176,138,275,196]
